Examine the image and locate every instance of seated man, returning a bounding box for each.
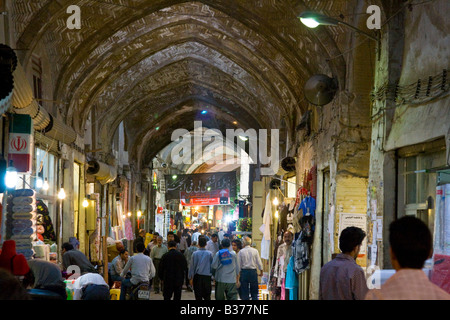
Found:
[61,242,97,275]
[110,250,129,284]
[120,242,156,300]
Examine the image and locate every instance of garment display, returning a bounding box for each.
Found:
[5,189,37,260]
[260,192,272,260]
[285,255,298,300]
[35,200,56,243]
[278,203,288,233]
[273,243,288,287]
[293,231,310,274]
[298,196,316,218]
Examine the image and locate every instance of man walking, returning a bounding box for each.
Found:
[238,236,263,300]
[365,216,450,300]
[184,241,198,292]
[158,240,188,300]
[206,233,220,256]
[191,228,201,243]
[150,236,168,294]
[189,236,213,300]
[212,239,240,300]
[319,226,368,300]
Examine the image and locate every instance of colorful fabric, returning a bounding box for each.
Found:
[36,200,56,242]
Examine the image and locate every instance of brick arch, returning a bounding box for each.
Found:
[71,35,298,135]
[12,0,334,126]
[99,75,269,165]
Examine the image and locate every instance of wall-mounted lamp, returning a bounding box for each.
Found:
[82,198,89,208]
[298,11,378,42]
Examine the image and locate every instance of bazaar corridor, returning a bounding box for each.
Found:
[0,0,449,304]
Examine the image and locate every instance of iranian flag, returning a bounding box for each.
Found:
[8,114,33,173]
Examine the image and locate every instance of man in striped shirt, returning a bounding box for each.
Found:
[365,216,450,300]
[319,226,368,300]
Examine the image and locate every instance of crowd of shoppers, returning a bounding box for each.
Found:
[1,216,448,301]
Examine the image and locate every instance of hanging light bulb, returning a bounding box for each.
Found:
[273,197,279,206]
[42,178,49,191]
[127,212,132,217]
[82,198,89,208]
[122,214,126,219]
[58,186,66,200]
[5,161,18,189]
[137,210,142,218]
[35,176,43,189]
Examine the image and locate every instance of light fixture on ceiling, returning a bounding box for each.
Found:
[298,11,378,42]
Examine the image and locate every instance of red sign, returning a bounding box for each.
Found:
[181,189,229,206]
[10,136,28,152]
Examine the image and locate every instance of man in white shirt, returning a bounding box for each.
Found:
[206,233,220,256]
[191,228,201,243]
[73,273,110,300]
[119,242,156,300]
[218,229,225,242]
[238,236,263,300]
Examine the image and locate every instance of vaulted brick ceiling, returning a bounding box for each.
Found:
[11,0,362,169]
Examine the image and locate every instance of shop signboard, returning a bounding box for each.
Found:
[180,189,230,206]
[165,171,237,200]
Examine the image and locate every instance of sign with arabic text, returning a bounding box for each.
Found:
[165,171,237,200]
[180,189,230,206]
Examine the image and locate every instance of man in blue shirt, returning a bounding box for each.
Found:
[212,239,240,300]
[188,235,213,300]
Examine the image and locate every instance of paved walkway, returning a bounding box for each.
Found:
[150,287,216,300]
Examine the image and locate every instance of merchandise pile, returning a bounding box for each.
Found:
[5,189,37,259]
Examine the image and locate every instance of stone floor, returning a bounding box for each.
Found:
[150,287,215,300]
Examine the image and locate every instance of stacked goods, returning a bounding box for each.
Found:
[6,189,36,259]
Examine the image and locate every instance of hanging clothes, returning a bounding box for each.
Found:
[298,196,316,218]
[260,191,272,260]
[273,243,288,287]
[285,255,299,300]
[278,202,288,233]
[293,231,310,274]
